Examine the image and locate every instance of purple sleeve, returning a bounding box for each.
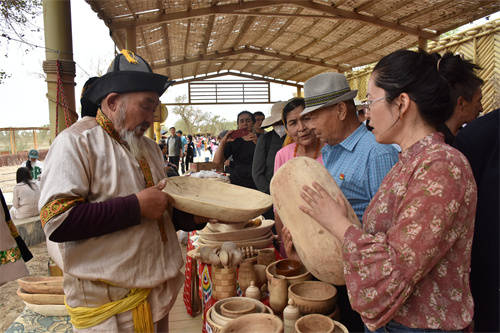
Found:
[49,194,141,242]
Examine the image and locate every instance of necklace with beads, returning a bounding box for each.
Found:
[293,141,321,159]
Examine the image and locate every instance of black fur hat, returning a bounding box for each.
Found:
[83,50,174,106]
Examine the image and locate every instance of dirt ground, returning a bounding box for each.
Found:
[0,242,50,332]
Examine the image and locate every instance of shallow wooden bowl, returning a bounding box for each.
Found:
[163,176,273,222]
[220,313,283,333]
[266,260,312,286]
[295,314,335,333]
[17,276,64,295]
[220,300,257,318]
[24,302,68,316]
[211,296,273,326]
[276,259,303,277]
[270,157,361,285]
[199,220,275,241]
[17,288,65,305]
[288,281,337,315]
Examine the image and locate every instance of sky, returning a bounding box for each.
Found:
[0,2,497,128]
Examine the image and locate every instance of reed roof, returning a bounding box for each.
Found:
[85,0,499,85]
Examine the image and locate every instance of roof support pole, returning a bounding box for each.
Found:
[125,26,137,52]
[42,0,76,140]
[418,37,427,51]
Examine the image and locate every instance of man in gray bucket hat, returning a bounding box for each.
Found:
[298,72,398,332]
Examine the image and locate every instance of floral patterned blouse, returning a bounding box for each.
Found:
[343,133,477,331]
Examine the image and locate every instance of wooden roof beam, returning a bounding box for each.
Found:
[231,16,255,48]
[202,15,216,55]
[110,1,288,29]
[290,0,438,40]
[171,71,302,87]
[324,28,387,61]
[262,60,286,78]
[139,26,155,63]
[341,33,406,64]
[282,64,315,81]
[161,23,170,77]
[397,0,455,24]
[153,47,343,71]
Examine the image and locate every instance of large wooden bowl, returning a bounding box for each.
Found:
[266,259,312,286]
[164,176,273,222]
[295,314,335,333]
[270,157,360,285]
[288,281,337,315]
[221,313,283,333]
[17,276,64,295]
[17,288,65,305]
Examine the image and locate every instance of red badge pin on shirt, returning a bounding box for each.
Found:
[339,173,345,180]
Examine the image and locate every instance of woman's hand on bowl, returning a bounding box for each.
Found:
[299,181,352,241]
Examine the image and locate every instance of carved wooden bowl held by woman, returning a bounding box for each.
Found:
[270,157,361,285]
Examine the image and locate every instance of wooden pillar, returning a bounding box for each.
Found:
[42,0,76,140]
[296,86,302,97]
[125,26,137,52]
[9,129,16,154]
[418,37,428,51]
[33,130,38,149]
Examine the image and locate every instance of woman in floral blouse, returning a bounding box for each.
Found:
[300,49,477,332]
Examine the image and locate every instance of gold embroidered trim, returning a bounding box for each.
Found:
[40,197,84,228]
[96,109,122,144]
[6,219,19,238]
[1,246,21,265]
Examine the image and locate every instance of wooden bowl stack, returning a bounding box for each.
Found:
[220,313,284,333]
[16,276,67,316]
[213,266,237,300]
[206,297,273,333]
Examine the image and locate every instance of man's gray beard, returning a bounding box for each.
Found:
[120,129,146,160]
[116,103,147,160]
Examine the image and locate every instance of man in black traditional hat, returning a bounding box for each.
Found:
[39,50,206,332]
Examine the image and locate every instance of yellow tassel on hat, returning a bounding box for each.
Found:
[121,49,139,64]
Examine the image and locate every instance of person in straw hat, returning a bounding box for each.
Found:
[296,72,398,332]
[39,50,208,332]
[252,101,288,195]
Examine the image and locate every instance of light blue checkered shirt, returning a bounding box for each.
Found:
[322,124,398,222]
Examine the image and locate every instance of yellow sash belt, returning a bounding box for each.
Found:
[65,288,153,332]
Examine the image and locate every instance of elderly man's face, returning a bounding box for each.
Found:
[117,91,159,137]
[304,104,343,145]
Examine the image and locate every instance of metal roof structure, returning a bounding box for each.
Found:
[85,0,499,86]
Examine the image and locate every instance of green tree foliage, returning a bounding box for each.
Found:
[0,0,42,83]
[170,95,236,135]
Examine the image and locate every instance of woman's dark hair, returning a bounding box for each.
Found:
[187,134,193,142]
[372,49,453,129]
[16,167,33,190]
[282,97,305,127]
[434,52,483,109]
[237,110,255,124]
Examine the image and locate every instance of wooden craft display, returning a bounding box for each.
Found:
[270,157,360,285]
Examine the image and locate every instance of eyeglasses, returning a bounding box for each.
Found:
[361,97,385,111]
